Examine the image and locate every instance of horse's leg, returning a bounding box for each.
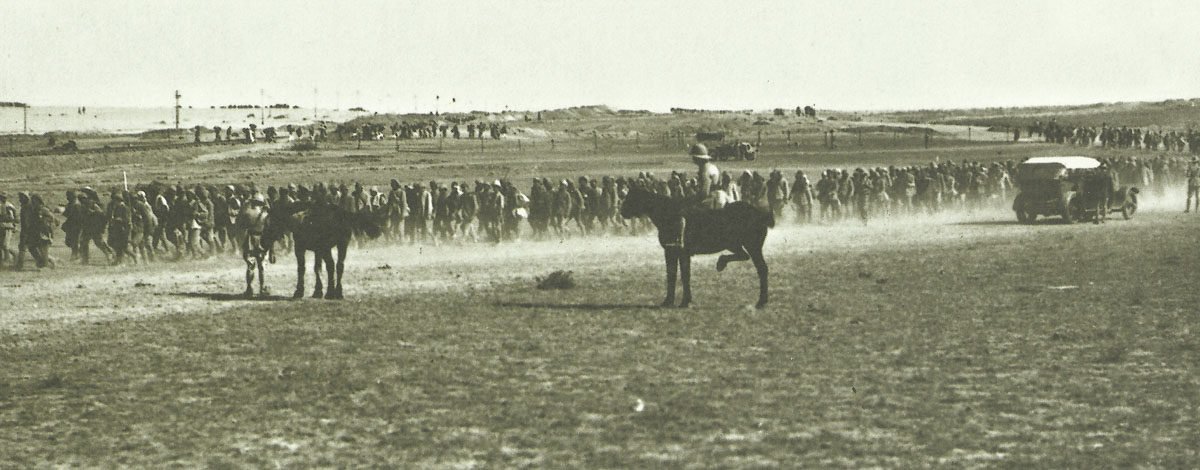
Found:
[326,245,342,299]
[717,246,750,272]
[322,249,337,299]
[748,244,769,309]
[257,256,267,297]
[662,249,677,307]
[334,241,348,298]
[293,249,306,299]
[679,254,693,308]
[312,251,324,298]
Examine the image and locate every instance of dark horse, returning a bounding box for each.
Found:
[263,202,382,299]
[620,186,773,308]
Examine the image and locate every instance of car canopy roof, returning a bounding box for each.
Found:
[1019,156,1101,169]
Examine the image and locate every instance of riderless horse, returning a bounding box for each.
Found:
[263,201,382,299]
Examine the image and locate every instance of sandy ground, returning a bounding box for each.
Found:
[2,197,1180,336]
[193,142,291,162]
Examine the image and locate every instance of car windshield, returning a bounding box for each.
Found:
[1018,164,1066,181]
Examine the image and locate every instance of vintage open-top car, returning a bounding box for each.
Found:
[1012,156,1138,224]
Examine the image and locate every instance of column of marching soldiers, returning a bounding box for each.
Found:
[1022,119,1200,152]
[187,121,511,144]
[2,149,1198,272]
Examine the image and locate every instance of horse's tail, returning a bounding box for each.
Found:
[354,211,383,239]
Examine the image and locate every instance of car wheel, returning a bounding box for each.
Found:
[1061,201,1078,224]
[1122,202,1136,220]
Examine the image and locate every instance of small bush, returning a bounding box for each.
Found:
[536,270,575,290]
[288,139,319,151]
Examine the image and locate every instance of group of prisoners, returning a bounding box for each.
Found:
[1,149,1195,270]
[1027,120,1200,153]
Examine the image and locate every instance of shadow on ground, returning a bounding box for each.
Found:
[495,301,659,311]
[170,292,290,302]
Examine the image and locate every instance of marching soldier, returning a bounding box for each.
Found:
[236,193,273,297]
[480,180,506,243]
[79,189,113,265]
[386,179,408,241]
[852,168,873,224]
[766,170,789,219]
[0,193,17,266]
[107,191,134,265]
[26,194,57,269]
[62,190,83,261]
[791,170,814,224]
[194,187,215,257]
[132,191,158,262]
[816,170,840,222]
[1186,158,1200,213]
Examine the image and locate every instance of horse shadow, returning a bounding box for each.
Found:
[170,292,290,302]
[495,301,660,311]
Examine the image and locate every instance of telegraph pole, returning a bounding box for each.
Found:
[260,89,265,126]
[313,88,318,120]
[23,104,28,134]
[174,90,181,130]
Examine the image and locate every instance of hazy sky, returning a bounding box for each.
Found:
[4,0,1200,112]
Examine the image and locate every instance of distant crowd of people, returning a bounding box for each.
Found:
[187,120,511,145]
[1,151,1197,271]
[192,123,329,144]
[342,121,509,141]
[791,154,1195,224]
[1025,119,1200,153]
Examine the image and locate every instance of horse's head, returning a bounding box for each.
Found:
[620,185,653,219]
[261,203,297,249]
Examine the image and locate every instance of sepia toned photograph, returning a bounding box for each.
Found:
[1,0,1197,466]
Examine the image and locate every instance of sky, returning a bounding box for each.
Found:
[3,0,1200,112]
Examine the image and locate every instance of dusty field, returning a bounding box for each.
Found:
[1,121,1197,466]
[1,201,1198,466]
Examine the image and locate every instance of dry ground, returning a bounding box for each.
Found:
[1,126,1197,467]
[1,202,1197,467]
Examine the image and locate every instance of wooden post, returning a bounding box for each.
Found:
[23,105,28,134]
[593,130,598,151]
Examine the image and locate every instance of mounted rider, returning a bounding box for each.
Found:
[690,144,722,208]
[668,144,721,248]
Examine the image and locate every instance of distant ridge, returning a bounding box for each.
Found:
[859,98,1200,129]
